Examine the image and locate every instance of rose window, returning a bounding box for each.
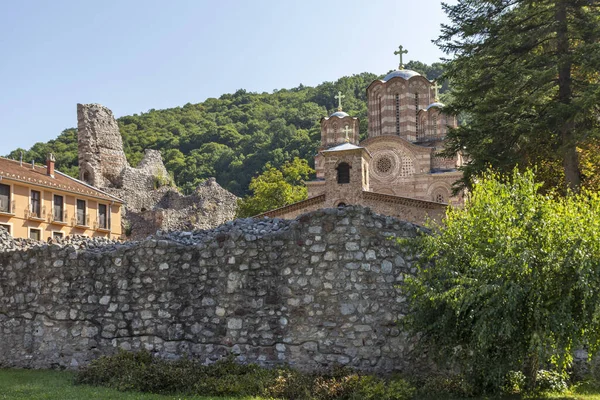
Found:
[376,157,393,174]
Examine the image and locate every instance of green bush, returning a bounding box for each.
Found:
[76,350,416,400]
[535,370,568,394]
[502,371,526,395]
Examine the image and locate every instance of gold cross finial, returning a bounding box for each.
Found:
[432,81,441,102]
[343,125,352,142]
[334,91,345,111]
[394,45,408,69]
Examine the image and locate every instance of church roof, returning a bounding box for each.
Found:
[426,102,445,111]
[322,143,363,152]
[383,69,421,81]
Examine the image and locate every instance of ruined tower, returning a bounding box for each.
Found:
[77,103,129,187]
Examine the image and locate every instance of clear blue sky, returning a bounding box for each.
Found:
[0,0,453,155]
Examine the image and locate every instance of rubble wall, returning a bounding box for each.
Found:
[0,207,422,373]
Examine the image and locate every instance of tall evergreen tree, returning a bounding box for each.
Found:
[438,0,600,193]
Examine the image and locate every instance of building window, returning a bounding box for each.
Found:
[337,162,351,184]
[0,224,11,235]
[53,195,64,222]
[432,115,438,137]
[98,204,109,230]
[52,231,64,241]
[415,93,419,135]
[77,199,87,226]
[30,190,41,218]
[378,96,383,135]
[0,184,10,213]
[337,202,347,208]
[29,228,41,241]
[395,94,400,135]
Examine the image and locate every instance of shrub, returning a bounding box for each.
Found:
[403,168,600,393]
[76,350,416,400]
[535,370,568,394]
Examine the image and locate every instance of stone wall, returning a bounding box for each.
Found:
[0,207,423,373]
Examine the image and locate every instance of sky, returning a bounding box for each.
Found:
[0,0,454,155]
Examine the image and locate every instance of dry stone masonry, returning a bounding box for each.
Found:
[76,103,238,239]
[0,207,424,373]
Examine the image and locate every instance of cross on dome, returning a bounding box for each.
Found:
[432,81,441,102]
[343,125,352,142]
[394,45,408,69]
[334,91,345,111]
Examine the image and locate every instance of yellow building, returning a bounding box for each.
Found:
[0,154,123,241]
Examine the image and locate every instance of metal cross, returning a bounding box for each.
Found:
[432,81,441,101]
[394,45,408,69]
[334,91,345,111]
[343,125,352,142]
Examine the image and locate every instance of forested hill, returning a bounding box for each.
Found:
[6,62,445,196]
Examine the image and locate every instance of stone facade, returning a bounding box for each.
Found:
[0,207,425,373]
[265,63,464,224]
[76,103,237,239]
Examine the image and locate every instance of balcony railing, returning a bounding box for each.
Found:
[0,200,16,215]
[25,205,46,220]
[72,214,90,227]
[50,209,68,224]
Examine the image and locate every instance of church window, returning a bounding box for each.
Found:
[435,193,445,203]
[378,96,383,135]
[395,94,400,135]
[337,162,350,184]
[414,93,419,135]
[376,157,393,174]
[432,115,438,137]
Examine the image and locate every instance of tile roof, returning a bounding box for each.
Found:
[0,157,123,203]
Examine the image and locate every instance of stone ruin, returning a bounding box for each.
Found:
[76,103,238,239]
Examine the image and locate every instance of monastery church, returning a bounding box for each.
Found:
[261,47,465,225]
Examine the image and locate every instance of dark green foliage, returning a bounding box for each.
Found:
[403,169,600,394]
[7,67,448,197]
[75,350,416,400]
[437,0,600,193]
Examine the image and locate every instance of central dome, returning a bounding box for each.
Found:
[383,69,421,81]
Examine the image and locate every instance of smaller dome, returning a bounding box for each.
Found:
[426,102,445,111]
[329,111,349,118]
[383,69,421,81]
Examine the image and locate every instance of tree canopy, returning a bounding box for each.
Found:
[438,0,600,193]
[236,157,313,217]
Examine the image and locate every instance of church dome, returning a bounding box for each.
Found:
[329,111,349,118]
[426,102,445,111]
[383,69,421,81]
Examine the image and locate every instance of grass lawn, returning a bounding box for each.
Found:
[2,369,600,400]
[0,369,264,400]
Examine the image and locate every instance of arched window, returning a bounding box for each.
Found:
[337,162,350,184]
[414,93,419,135]
[395,93,400,135]
[337,202,347,208]
[432,115,438,137]
[378,96,383,135]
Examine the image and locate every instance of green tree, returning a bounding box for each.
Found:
[404,169,600,393]
[236,157,314,217]
[438,0,600,193]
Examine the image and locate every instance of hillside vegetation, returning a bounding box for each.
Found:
[6,62,444,196]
